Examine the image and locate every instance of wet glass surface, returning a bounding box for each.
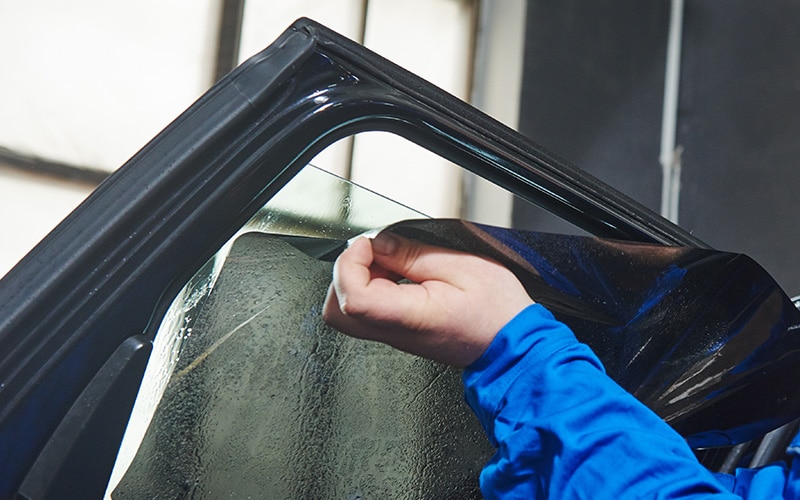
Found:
[107,166,490,498]
[107,166,800,497]
[113,233,489,498]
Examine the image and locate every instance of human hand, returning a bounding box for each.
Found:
[322,231,534,367]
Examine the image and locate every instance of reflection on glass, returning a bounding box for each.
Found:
[106,166,491,498]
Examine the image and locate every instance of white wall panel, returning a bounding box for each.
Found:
[239,0,365,60]
[350,0,475,218]
[0,0,218,171]
[0,1,218,277]
[0,0,496,277]
[0,167,93,276]
[464,0,526,226]
[239,0,475,218]
[239,0,366,178]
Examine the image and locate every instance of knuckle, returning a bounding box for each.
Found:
[338,294,369,319]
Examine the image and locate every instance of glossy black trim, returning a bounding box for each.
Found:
[15,336,151,500]
[0,18,708,496]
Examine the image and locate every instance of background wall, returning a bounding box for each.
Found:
[0,0,219,276]
[677,0,800,294]
[0,0,527,277]
[5,1,798,295]
[515,0,800,293]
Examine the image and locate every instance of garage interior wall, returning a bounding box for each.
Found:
[12,1,796,295]
[514,0,800,294]
[0,0,527,278]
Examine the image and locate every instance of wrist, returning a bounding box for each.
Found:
[462,304,580,442]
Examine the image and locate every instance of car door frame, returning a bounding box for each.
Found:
[0,18,707,498]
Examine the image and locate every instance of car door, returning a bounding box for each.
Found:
[2,18,799,499]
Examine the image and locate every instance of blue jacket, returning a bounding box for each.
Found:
[463,304,800,499]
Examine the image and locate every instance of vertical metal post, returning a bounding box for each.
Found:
[659,0,685,224]
[342,0,371,182]
[213,0,246,82]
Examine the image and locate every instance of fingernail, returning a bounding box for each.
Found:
[372,232,398,255]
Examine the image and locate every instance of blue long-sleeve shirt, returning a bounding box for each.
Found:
[462,304,800,499]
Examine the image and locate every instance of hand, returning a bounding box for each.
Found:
[322,231,534,367]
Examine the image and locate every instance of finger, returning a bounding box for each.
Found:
[323,283,379,340]
[332,237,429,325]
[370,231,490,286]
[332,236,411,304]
[334,236,401,283]
[322,283,362,336]
[331,237,374,301]
[323,276,425,344]
[368,262,403,282]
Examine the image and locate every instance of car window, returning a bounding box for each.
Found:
[103,158,800,498]
[105,163,491,498]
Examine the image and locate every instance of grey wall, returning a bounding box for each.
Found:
[515,1,800,293]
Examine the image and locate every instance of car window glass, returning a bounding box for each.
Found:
[105,162,492,498]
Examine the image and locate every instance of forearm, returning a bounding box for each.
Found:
[463,304,738,499]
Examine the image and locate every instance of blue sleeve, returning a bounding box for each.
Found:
[711,435,800,499]
[462,304,743,499]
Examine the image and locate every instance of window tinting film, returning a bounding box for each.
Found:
[113,233,490,498]
[382,219,800,447]
[111,215,800,499]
